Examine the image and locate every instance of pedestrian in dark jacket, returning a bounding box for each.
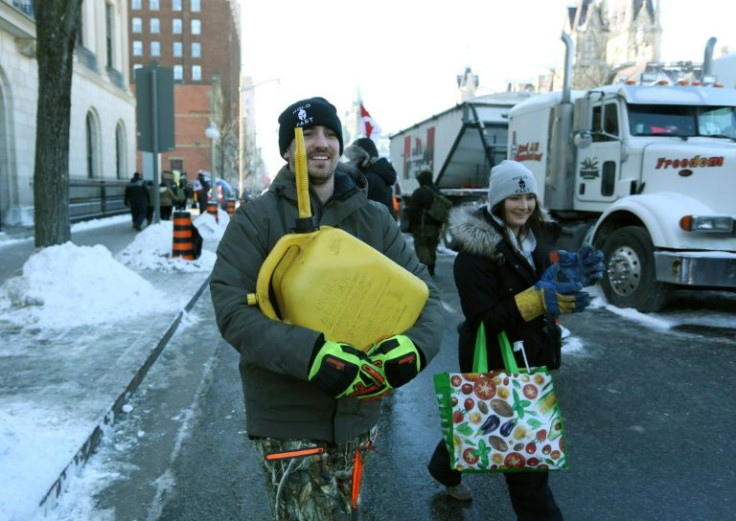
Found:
[197,172,210,214]
[210,96,444,521]
[408,170,443,274]
[427,160,601,519]
[145,181,156,225]
[123,172,149,230]
[344,137,397,218]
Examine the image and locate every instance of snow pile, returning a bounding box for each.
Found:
[116,218,218,273]
[0,211,229,331]
[0,242,172,330]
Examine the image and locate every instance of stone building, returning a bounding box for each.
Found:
[0,0,136,230]
[565,0,661,89]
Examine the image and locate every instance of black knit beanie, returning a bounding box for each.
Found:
[278,97,344,156]
[354,137,378,158]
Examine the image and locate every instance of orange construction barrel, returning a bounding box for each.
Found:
[207,201,219,223]
[226,198,236,217]
[171,211,195,260]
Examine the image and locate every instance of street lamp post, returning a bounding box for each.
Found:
[205,121,220,208]
[239,77,280,197]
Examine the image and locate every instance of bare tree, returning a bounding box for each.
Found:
[32,0,83,247]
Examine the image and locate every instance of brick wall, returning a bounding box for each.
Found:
[129,0,240,180]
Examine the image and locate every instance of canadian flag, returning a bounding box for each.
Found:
[359,103,381,140]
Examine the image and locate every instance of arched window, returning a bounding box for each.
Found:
[116,121,126,179]
[85,111,100,178]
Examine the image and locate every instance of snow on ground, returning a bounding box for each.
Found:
[0,211,228,521]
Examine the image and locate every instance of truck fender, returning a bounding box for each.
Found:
[590,192,719,250]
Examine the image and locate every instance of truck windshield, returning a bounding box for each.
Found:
[628,104,736,138]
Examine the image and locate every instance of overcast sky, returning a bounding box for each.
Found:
[239,0,736,176]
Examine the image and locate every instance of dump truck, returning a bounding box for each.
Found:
[506,34,736,311]
[388,91,536,235]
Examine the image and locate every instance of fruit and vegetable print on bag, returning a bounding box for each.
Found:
[433,324,567,472]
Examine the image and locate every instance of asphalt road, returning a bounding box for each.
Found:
[70,247,736,521]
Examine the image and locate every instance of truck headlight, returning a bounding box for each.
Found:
[679,215,734,233]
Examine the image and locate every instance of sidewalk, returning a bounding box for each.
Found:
[0,214,225,521]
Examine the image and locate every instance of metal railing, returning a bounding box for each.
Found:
[69,179,129,223]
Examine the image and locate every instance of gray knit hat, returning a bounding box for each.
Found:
[488,160,538,208]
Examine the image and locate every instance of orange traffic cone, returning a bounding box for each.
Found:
[207,201,219,223]
[171,211,195,260]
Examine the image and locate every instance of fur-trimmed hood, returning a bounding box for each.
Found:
[447,205,505,259]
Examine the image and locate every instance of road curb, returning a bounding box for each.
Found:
[37,276,211,514]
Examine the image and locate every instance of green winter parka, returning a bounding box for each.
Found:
[210,163,444,444]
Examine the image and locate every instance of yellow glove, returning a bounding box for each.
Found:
[515,265,591,322]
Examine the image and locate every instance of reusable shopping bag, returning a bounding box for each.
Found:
[433,323,567,472]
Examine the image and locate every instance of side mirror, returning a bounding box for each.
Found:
[574,131,593,149]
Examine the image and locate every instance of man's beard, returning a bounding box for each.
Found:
[308,172,331,186]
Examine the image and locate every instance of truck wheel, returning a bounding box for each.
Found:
[601,226,671,312]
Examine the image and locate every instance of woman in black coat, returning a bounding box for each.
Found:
[427,160,598,520]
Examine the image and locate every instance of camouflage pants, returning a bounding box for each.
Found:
[412,227,441,268]
[253,430,375,521]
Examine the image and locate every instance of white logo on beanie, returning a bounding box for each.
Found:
[295,104,314,127]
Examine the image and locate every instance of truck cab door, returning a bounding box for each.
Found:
[575,101,620,205]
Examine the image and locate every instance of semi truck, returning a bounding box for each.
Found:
[388,91,536,224]
[507,34,736,311]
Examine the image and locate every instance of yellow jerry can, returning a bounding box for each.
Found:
[246,128,428,350]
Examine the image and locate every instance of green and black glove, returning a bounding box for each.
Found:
[367,335,423,390]
[308,337,388,400]
[514,264,591,322]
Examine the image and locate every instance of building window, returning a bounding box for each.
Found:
[149,0,159,10]
[172,0,182,10]
[170,159,183,173]
[173,41,182,57]
[190,0,200,12]
[150,41,160,57]
[86,112,99,179]
[105,3,114,68]
[192,65,202,81]
[76,7,84,46]
[132,41,143,56]
[191,42,201,58]
[131,17,142,33]
[172,19,182,34]
[173,65,183,81]
[191,19,201,35]
[131,0,141,9]
[133,63,143,70]
[150,18,160,34]
[116,122,126,179]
